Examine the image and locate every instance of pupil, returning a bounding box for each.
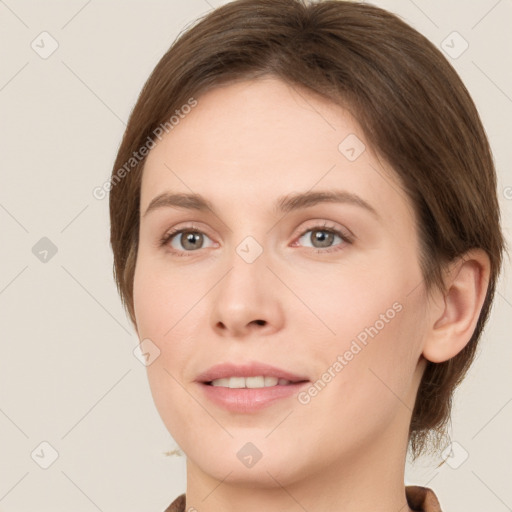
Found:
[314,230,332,247]
[183,232,201,249]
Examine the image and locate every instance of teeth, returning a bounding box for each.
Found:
[210,376,292,388]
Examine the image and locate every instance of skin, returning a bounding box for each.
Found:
[132,77,490,512]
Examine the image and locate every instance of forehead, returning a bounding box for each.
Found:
[140,77,414,224]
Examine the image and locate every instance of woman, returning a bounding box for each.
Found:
[108,1,505,510]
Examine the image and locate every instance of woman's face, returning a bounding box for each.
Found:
[133,77,431,485]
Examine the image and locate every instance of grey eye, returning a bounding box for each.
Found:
[170,230,214,251]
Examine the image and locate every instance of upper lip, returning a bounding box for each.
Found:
[195,361,309,383]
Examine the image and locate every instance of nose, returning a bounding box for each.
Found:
[210,242,285,338]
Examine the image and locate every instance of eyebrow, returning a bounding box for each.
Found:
[143,189,379,219]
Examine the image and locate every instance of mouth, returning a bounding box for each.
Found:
[204,376,308,388]
[196,362,310,412]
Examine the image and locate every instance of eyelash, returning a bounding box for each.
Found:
[158,222,353,257]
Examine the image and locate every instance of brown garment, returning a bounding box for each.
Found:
[164,485,442,511]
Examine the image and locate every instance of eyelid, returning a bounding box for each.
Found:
[160,221,213,240]
[292,219,355,243]
[160,219,354,255]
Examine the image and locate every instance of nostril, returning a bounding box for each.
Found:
[254,320,266,326]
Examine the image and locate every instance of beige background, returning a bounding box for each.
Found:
[0,0,511,510]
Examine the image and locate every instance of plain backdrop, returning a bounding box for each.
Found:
[1,0,511,511]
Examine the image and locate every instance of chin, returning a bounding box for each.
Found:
[183,433,314,488]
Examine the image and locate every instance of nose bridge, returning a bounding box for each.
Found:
[234,233,266,267]
[221,232,269,302]
[209,229,283,336]
[220,214,271,280]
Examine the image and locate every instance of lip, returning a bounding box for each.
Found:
[195,361,309,383]
[195,361,310,413]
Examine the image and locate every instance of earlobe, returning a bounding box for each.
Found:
[422,249,491,364]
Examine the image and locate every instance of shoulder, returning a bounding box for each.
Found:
[406,485,443,512]
[163,492,186,512]
[165,488,442,512]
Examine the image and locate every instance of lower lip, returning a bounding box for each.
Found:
[199,381,309,413]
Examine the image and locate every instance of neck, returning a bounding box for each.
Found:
[183,419,415,512]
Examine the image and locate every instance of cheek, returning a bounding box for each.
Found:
[133,257,209,403]
[133,261,202,447]
[296,253,425,413]
[289,256,412,348]
[306,284,425,424]
[133,256,205,340]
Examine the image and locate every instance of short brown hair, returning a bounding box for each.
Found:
[109,0,506,460]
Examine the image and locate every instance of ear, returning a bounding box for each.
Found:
[422,249,491,363]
